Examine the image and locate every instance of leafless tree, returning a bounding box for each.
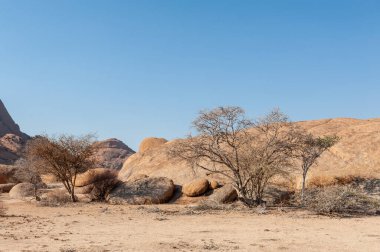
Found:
[296,133,339,202]
[170,106,299,206]
[26,134,96,202]
[13,158,42,198]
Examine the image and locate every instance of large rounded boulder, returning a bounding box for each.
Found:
[75,168,117,187]
[9,182,35,199]
[182,178,209,197]
[107,177,174,205]
[209,180,219,190]
[208,184,238,203]
[139,137,168,153]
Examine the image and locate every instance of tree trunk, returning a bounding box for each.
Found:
[301,172,307,204]
[70,186,77,202]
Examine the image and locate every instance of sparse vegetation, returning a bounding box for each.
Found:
[39,190,73,207]
[26,134,97,202]
[170,106,300,206]
[302,185,380,216]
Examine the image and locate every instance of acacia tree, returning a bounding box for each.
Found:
[26,134,96,202]
[296,133,339,202]
[170,106,299,205]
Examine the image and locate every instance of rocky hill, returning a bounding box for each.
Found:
[0,99,29,164]
[0,99,136,168]
[0,100,28,139]
[295,118,380,180]
[119,118,380,186]
[92,138,135,170]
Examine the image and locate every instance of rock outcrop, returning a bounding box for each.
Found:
[107,177,174,205]
[0,134,27,165]
[119,118,380,190]
[0,99,28,139]
[0,164,41,185]
[0,99,29,165]
[118,139,218,185]
[139,137,168,153]
[92,138,135,170]
[293,118,380,180]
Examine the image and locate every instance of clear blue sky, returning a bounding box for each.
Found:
[1,0,379,149]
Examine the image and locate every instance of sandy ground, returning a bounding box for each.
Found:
[1,194,380,252]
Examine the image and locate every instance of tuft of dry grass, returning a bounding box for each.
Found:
[38,190,73,207]
[187,199,247,212]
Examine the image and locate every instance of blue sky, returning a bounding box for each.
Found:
[1,0,379,149]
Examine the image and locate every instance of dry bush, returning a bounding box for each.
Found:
[303,185,380,216]
[27,134,96,202]
[91,176,120,201]
[78,168,117,187]
[39,190,73,207]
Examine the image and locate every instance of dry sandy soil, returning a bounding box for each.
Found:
[1,194,379,252]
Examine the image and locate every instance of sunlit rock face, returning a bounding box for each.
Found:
[92,138,135,170]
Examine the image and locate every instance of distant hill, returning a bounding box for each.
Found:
[119,118,380,186]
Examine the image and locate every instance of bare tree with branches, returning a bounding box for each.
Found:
[26,134,96,202]
[170,106,299,206]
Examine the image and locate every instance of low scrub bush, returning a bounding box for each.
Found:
[39,190,73,207]
[303,185,380,216]
[91,177,120,201]
[191,200,228,211]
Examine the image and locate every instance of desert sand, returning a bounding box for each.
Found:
[1,193,379,252]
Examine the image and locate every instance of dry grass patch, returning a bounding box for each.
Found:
[303,185,380,216]
[38,190,73,207]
